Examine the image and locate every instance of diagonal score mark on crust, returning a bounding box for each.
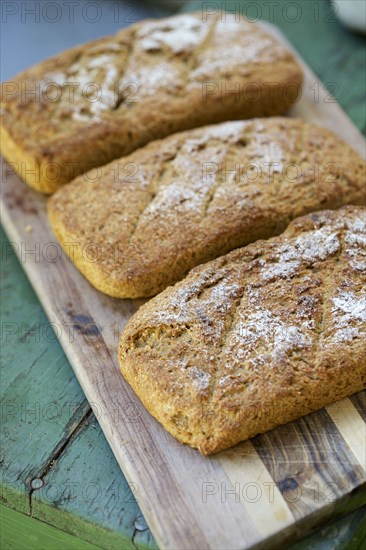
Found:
[311,230,344,366]
[184,12,220,75]
[47,30,135,120]
[201,135,250,218]
[125,143,183,245]
[114,12,219,108]
[23,50,85,122]
[112,29,138,110]
[77,35,133,114]
[267,118,306,201]
[199,273,248,430]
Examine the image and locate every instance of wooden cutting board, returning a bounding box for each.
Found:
[1,23,365,550]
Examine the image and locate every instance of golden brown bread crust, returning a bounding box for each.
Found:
[1,13,302,193]
[48,118,366,298]
[118,206,366,454]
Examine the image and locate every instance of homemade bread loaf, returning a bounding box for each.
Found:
[119,206,366,454]
[0,12,302,193]
[48,118,366,298]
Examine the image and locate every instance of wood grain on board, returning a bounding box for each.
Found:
[1,24,365,550]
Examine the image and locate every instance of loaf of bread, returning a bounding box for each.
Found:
[119,206,366,454]
[0,13,303,193]
[48,118,365,298]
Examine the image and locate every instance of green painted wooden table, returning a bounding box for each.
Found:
[1,1,365,548]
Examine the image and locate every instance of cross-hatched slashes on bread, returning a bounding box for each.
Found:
[48,118,365,298]
[119,206,366,454]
